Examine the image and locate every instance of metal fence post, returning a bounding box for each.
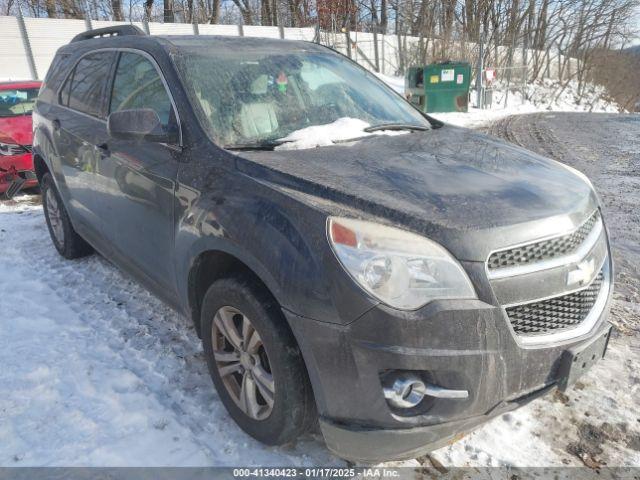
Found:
[476,34,484,109]
[142,17,150,34]
[380,33,385,75]
[83,0,93,30]
[345,29,352,59]
[15,4,38,80]
[192,20,199,35]
[504,67,511,108]
[521,65,526,105]
[277,13,284,39]
[373,28,380,73]
[237,19,244,37]
[396,32,404,74]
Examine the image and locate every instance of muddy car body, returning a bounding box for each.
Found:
[32,26,613,462]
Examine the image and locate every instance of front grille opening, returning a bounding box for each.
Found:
[506,269,604,336]
[488,210,600,271]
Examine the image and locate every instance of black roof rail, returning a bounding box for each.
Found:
[71,25,146,43]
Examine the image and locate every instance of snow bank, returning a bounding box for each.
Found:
[376,74,622,129]
[0,201,339,466]
[276,117,406,150]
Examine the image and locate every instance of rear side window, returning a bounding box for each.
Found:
[39,53,72,104]
[109,52,173,127]
[59,75,71,106]
[61,51,115,117]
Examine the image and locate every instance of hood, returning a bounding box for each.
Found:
[235,125,598,261]
[0,115,34,146]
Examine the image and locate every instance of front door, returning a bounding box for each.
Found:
[100,51,181,294]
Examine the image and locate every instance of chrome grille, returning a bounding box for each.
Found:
[505,270,604,336]
[488,210,600,271]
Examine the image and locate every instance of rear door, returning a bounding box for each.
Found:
[54,50,116,245]
[100,50,182,293]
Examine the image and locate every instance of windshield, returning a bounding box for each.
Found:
[0,88,39,117]
[174,49,429,147]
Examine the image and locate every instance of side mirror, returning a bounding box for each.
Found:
[107,108,178,144]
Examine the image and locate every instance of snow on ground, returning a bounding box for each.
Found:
[0,195,338,466]
[378,74,621,129]
[424,338,640,468]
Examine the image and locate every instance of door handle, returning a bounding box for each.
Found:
[52,118,61,131]
[96,142,109,153]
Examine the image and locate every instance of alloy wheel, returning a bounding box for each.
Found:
[212,306,275,420]
[46,187,64,246]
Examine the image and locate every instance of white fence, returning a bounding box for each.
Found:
[0,15,574,86]
[0,16,320,81]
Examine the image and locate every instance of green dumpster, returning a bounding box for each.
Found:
[405,62,471,113]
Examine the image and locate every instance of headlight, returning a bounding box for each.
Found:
[0,141,27,156]
[327,217,476,310]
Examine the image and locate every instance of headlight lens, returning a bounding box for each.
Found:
[328,217,476,310]
[0,141,26,156]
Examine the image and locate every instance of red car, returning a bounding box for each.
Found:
[0,80,42,197]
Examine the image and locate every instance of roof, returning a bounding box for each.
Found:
[158,35,324,53]
[59,30,324,57]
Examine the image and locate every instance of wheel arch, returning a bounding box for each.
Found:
[187,248,286,339]
[33,153,49,183]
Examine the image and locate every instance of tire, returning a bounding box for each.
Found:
[201,275,316,445]
[41,172,93,259]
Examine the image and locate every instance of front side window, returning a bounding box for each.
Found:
[173,47,430,147]
[64,51,115,117]
[109,52,173,127]
[0,87,40,117]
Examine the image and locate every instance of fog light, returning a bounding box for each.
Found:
[383,373,427,409]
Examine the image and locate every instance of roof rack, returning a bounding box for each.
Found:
[71,25,146,43]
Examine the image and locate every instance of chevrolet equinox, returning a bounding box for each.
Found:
[32,25,613,462]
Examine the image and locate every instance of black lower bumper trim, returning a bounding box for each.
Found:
[320,415,488,463]
[319,382,558,463]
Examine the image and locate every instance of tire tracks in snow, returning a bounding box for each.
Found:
[13,209,335,466]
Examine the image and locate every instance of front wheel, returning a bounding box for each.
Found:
[201,276,316,445]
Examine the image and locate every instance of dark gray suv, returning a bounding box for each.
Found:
[32,26,613,462]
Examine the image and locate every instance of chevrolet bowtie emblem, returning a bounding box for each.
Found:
[567,258,596,287]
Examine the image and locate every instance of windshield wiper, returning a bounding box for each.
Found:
[363,123,429,133]
[224,139,291,151]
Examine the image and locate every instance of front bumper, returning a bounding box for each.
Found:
[318,382,553,463]
[285,271,613,462]
[0,152,37,193]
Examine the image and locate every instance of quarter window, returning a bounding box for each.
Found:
[62,51,115,117]
[109,52,174,128]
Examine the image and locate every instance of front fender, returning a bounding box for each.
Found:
[174,161,376,327]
